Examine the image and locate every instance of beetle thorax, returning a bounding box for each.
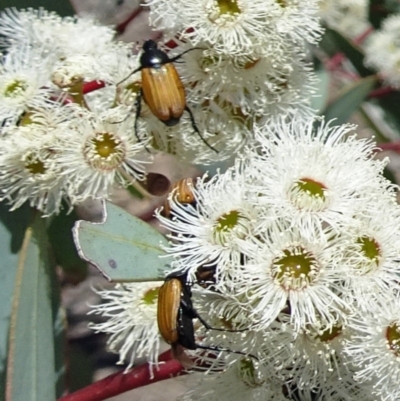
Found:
[140,49,170,69]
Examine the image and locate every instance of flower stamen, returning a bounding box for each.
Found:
[272,246,319,290]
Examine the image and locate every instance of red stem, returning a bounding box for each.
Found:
[377,142,400,153]
[58,351,185,401]
[115,6,144,36]
[368,86,396,99]
[354,26,374,45]
[82,81,106,94]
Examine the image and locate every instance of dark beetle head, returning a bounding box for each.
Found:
[142,40,158,52]
[140,40,170,68]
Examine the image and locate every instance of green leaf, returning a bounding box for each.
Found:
[321,28,375,78]
[368,91,400,138]
[126,184,145,200]
[321,76,378,125]
[0,204,31,401]
[48,209,87,280]
[73,201,168,282]
[6,213,58,401]
[310,64,330,113]
[369,0,390,29]
[383,166,397,185]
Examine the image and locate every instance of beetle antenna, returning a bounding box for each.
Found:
[168,47,205,63]
[117,66,142,86]
[195,313,249,334]
[185,106,219,153]
[195,344,259,361]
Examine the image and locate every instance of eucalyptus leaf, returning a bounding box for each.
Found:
[310,64,330,113]
[0,203,31,401]
[73,201,168,282]
[6,213,58,401]
[321,76,378,126]
[383,166,397,185]
[322,28,374,78]
[369,0,390,29]
[368,92,400,138]
[48,209,87,280]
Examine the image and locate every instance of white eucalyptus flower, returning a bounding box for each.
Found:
[0,8,115,59]
[146,0,322,56]
[365,14,400,89]
[236,220,349,332]
[89,282,163,370]
[319,0,369,37]
[55,109,149,203]
[345,296,400,401]
[295,366,377,401]
[0,45,54,125]
[251,117,388,231]
[177,42,316,119]
[340,207,400,310]
[0,123,67,216]
[181,358,288,401]
[157,167,259,282]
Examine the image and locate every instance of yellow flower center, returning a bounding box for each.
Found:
[272,246,319,290]
[387,322,400,357]
[217,0,241,15]
[295,178,326,199]
[213,209,250,246]
[94,133,119,158]
[288,177,328,211]
[4,79,28,98]
[25,158,46,175]
[357,235,381,265]
[143,287,159,305]
[84,131,126,171]
[216,210,240,231]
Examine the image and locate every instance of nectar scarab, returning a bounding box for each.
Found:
[157,269,257,362]
[121,40,218,153]
[161,177,196,218]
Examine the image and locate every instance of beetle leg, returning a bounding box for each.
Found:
[195,344,259,361]
[134,89,142,142]
[134,90,151,153]
[179,298,248,334]
[185,106,219,153]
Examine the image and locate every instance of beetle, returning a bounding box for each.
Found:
[161,177,196,218]
[122,40,218,153]
[157,269,256,361]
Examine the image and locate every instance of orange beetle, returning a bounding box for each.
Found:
[162,177,196,218]
[157,270,257,361]
[129,40,218,153]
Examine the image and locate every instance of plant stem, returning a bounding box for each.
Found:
[83,81,106,94]
[58,351,185,401]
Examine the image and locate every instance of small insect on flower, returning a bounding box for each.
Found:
[162,177,196,218]
[157,269,254,364]
[122,40,218,153]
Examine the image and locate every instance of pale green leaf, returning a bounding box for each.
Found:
[0,204,31,401]
[73,201,168,282]
[321,76,378,125]
[6,213,57,401]
[310,64,330,113]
